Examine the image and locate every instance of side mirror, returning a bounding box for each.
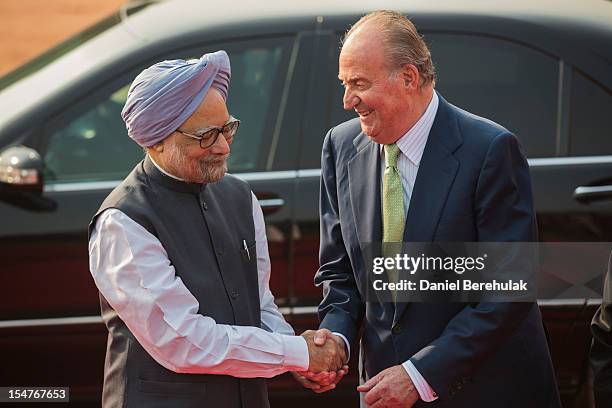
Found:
[0,145,44,192]
[0,145,57,211]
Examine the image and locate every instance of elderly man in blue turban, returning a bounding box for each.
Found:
[87,51,346,408]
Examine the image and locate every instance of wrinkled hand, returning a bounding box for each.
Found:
[291,365,348,393]
[301,329,346,372]
[357,365,419,408]
[294,329,348,393]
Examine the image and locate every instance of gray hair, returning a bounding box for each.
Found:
[343,10,436,87]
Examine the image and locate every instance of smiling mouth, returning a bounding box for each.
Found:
[356,110,372,118]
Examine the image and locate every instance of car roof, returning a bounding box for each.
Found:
[128,0,612,47]
[1,0,611,144]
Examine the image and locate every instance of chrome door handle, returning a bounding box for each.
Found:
[256,195,285,215]
[573,185,612,203]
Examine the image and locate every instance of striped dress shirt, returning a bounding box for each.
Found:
[380,91,440,402]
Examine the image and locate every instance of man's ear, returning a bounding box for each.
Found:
[152,142,164,153]
[402,64,420,91]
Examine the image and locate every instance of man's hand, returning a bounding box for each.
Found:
[357,365,419,408]
[301,329,346,372]
[294,329,349,393]
[303,328,348,379]
[291,365,348,393]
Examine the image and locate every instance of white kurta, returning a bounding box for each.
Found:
[89,187,309,378]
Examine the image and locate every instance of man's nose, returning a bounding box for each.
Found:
[343,88,358,110]
[210,133,231,155]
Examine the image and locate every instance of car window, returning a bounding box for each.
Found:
[327,33,560,158]
[426,34,559,157]
[44,84,142,183]
[43,37,291,183]
[227,42,288,172]
[568,70,612,156]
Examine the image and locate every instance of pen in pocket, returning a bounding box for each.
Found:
[242,239,250,260]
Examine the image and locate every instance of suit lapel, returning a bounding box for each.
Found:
[348,134,386,305]
[348,134,382,248]
[393,94,462,325]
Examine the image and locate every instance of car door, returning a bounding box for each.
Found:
[0,33,305,402]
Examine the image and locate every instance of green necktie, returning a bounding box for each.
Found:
[382,143,405,300]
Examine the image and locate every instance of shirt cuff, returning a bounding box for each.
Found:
[282,334,309,371]
[402,360,438,402]
[332,332,350,362]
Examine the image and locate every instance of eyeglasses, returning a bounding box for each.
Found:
[176,115,240,149]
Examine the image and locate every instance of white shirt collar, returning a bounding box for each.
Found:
[382,91,439,166]
[148,154,186,181]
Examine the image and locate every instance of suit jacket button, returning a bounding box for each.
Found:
[231,291,239,299]
[392,324,402,334]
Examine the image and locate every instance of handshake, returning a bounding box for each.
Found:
[293,329,350,393]
[294,329,419,406]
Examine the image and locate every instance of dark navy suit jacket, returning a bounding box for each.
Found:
[315,94,561,407]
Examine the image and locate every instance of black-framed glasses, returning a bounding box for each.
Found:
[176,115,240,149]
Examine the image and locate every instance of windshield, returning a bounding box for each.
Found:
[0,1,155,92]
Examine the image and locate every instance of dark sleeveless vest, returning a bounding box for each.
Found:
[88,156,268,408]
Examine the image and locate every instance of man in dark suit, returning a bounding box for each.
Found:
[304,10,561,407]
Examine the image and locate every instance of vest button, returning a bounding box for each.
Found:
[392,324,402,334]
[217,249,224,256]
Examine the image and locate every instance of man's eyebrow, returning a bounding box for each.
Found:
[338,76,362,84]
[191,117,231,134]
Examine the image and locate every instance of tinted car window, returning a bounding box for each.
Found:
[227,42,288,171]
[43,38,291,183]
[328,33,560,158]
[569,70,612,156]
[426,34,559,157]
[44,84,141,183]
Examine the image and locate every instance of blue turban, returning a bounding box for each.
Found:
[121,50,231,147]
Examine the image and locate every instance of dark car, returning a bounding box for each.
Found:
[1,0,611,406]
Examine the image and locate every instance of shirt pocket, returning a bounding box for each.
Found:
[239,239,257,263]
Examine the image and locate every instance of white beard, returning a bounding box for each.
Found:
[165,140,228,183]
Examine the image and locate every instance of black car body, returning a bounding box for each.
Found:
[1,1,611,406]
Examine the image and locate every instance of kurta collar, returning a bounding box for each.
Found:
[143,155,204,194]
